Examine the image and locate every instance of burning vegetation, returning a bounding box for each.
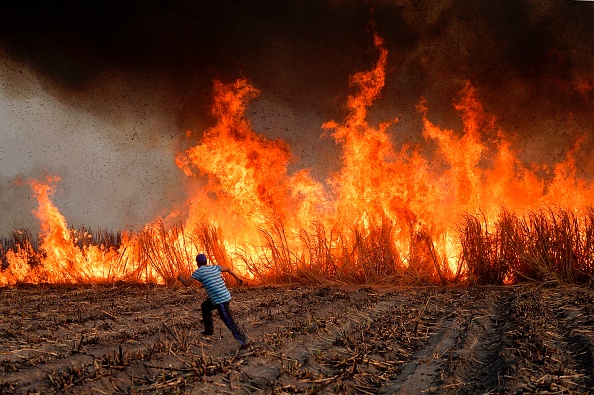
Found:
[1,3,594,393]
[1,33,594,287]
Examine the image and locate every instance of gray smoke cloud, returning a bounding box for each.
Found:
[0,0,593,236]
[0,54,190,235]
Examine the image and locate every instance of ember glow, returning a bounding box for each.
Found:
[1,28,593,286]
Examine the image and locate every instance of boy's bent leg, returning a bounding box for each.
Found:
[216,302,249,345]
[201,298,216,335]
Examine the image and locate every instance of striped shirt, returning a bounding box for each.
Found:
[191,265,231,305]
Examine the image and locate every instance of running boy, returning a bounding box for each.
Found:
[177,254,251,349]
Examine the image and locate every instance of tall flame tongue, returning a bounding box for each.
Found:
[2,32,593,286]
[0,177,128,285]
[30,176,75,282]
[322,34,452,280]
[323,34,397,225]
[176,80,327,260]
[177,80,293,232]
[29,177,126,283]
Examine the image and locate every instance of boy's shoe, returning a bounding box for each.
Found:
[239,339,252,350]
[202,330,214,336]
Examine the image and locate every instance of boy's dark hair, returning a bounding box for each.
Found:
[196,254,208,265]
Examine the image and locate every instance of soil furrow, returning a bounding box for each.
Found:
[379,288,499,394]
[549,287,594,392]
[1,285,593,394]
[437,287,514,394]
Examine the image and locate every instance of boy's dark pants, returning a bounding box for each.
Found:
[201,298,248,345]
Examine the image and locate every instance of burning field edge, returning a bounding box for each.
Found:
[3,32,594,289]
[0,283,593,394]
[3,203,594,288]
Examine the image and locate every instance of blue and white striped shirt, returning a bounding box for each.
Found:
[191,265,231,305]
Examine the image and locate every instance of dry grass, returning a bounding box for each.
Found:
[72,226,122,251]
[135,222,195,285]
[459,207,594,285]
[3,206,594,286]
[236,216,452,286]
[1,229,42,270]
[459,212,507,285]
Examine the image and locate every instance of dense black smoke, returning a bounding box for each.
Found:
[1,0,593,234]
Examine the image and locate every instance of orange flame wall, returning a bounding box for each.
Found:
[1,33,593,285]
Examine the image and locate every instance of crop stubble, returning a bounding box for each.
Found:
[0,284,592,394]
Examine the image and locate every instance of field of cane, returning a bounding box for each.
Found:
[0,283,593,394]
[1,207,594,393]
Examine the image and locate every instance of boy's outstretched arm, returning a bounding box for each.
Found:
[177,274,196,287]
[221,267,244,284]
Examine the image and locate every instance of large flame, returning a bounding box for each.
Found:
[0,177,124,284]
[1,33,593,286]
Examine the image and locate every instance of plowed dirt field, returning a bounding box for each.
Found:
[1,284,593,394]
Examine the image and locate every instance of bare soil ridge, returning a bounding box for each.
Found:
[0,284,592,394]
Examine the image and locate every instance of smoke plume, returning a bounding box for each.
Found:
[1,0,593,235]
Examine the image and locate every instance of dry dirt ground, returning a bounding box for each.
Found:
[0,283,593,394]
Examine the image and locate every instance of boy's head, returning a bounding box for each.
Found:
[196,254,208,266]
